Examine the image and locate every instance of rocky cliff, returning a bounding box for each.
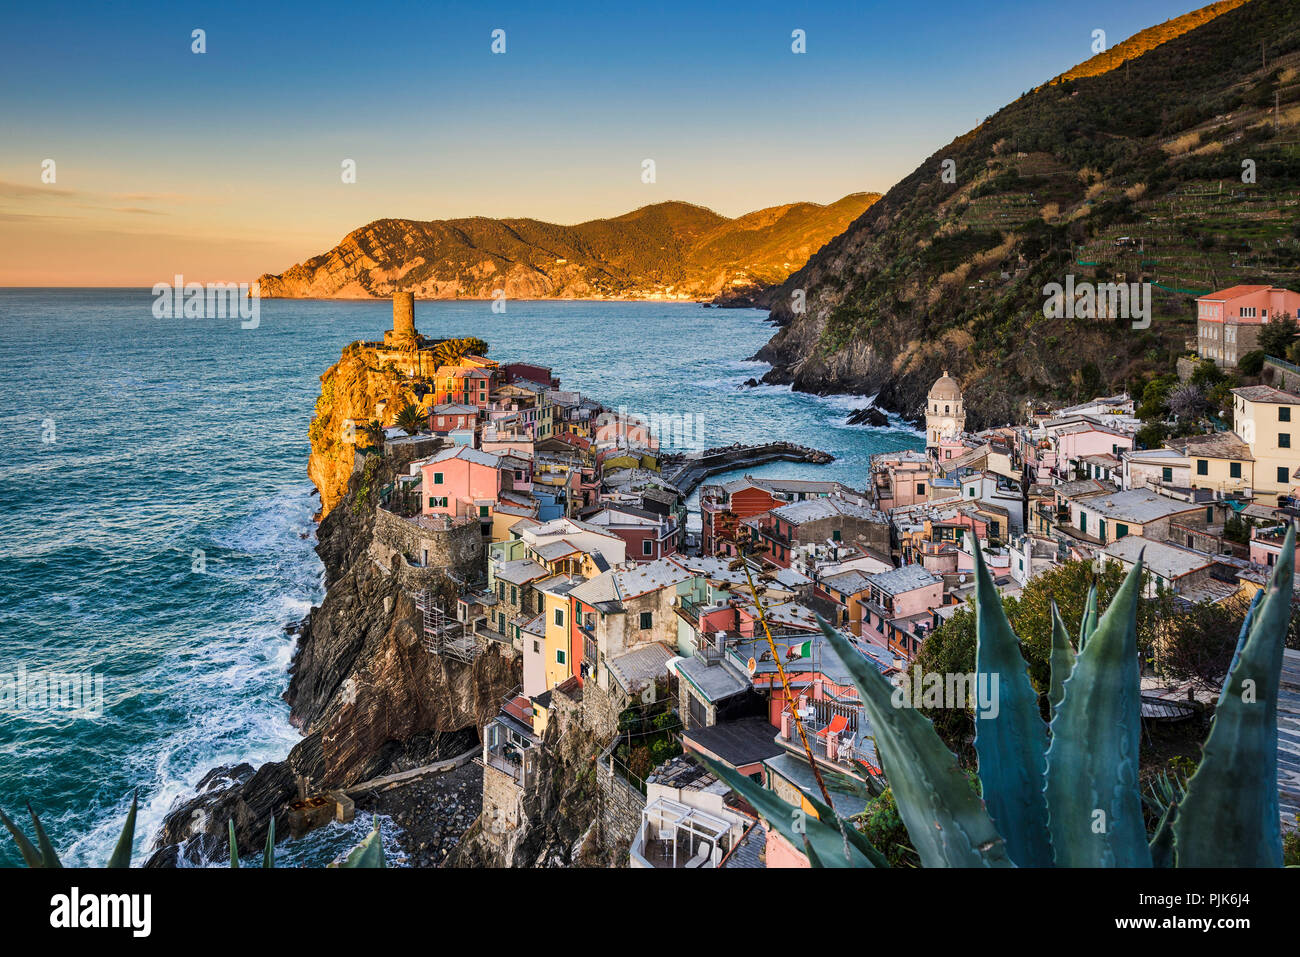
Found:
[256,195,880,304]
[757,0,1300,429]
[147,344,521,866]
[308,344,416,518]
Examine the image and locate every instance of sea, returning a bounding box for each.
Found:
[0,289,922,867]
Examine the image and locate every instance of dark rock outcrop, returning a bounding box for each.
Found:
[147,441,520,867]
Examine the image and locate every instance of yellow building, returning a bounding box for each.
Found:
[535,575,585,692]
[1165,432,1254,496]
[1232,385,1300,501]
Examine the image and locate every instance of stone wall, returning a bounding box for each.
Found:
[597,752,645,853]
[582,677,626,741]
[373,507,484,582]
[480,760,526,842]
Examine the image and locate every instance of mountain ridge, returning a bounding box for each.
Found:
[255,193,880,303]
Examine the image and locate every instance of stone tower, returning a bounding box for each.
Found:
[385,291,417,346]
[925,370,964,450]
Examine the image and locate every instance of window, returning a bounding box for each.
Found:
[639,611,653,629]
[556,649,566,665]
[916,483,926,495]
[1280,467,1290,484]
[1098,520,1107,544]
[1116,523,1129,539]
[1282,407,1292,423]
[533,640,540,654]
[1162,467,1173,483]
[968,486,977,496]
[1080,512,1087,533]
[1230,462,1242,479]
[1281,433,1291,449]
[554,608,564,627]
[1196,460,1208,476]
[832,529,841,542]
[642,539,653,556]
[479,504,490,517]
[510,585,518,603]
[1205,506,1214,523]
[433,472,444,485]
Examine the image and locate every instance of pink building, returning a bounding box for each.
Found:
[869,451,931,510]
[1049,420,1132,479]
[856,565,943,655]
[1197,285,1300,368]
[419,445,503,520]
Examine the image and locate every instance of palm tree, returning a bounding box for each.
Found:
[394,401,425,436]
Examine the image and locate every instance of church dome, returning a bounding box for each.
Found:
[929,370,961,402]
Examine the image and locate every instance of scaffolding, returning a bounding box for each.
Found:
[415,588,479,664]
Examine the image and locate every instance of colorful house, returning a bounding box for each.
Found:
[1197,285,1300,368]
[1232,385,1300,501]
[419,445,503,522]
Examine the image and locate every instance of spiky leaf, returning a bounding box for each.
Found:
[1078,584,1099,650]
[1174,526,1292,867]
[802,789,890,868]
[1045,560,1150,867]
[107,792,137,868]
[1149,800,1179,869]
[818,617,1012,868]
[700,756,878,867]
[0,806,42,868]
[338,821,387,868]
[973,541,1051,867]
[1048,602,1076,717]
[263,817,276,870]
[27,804,62,868]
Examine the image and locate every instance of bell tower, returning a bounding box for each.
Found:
[925,370,965,450]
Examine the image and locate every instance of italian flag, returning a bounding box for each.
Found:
[787,640,811,659]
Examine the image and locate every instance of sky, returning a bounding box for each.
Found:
[0,0,1212,285]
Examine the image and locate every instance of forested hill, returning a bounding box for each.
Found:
[757,0,1300,429]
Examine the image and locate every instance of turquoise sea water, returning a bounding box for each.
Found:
[0,289,922,866]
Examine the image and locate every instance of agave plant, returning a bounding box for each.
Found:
[2,794,386,868]
[1,793,138,868]
[707,524,1295,867]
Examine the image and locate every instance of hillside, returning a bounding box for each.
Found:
[255,194,880,303]
[757,0,1300,429]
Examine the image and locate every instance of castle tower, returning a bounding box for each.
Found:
[385,291,417,346]
[925,370,964,450]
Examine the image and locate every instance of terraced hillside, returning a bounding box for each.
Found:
[758,0,1300,429]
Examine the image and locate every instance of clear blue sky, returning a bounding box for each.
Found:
[0,0,1211,283]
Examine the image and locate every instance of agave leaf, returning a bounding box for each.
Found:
[818,617,1013,867]
[802,789,890,868]
[973,542,1051,867]
[1078,584,1099,650]
[1149,799,1179,868]
[1049,601,1076,717]
[0,806,43,868]
[263,817,275,870]
[700,756,877,867]
[339,821,387,868]
[27,804,62,868]
[1174,526,1292,867]
[228,819,239,868]
[1217,589,1263,709]
[106,792,138,868]
[1045,559,1150,867]
[802,834,827,868]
